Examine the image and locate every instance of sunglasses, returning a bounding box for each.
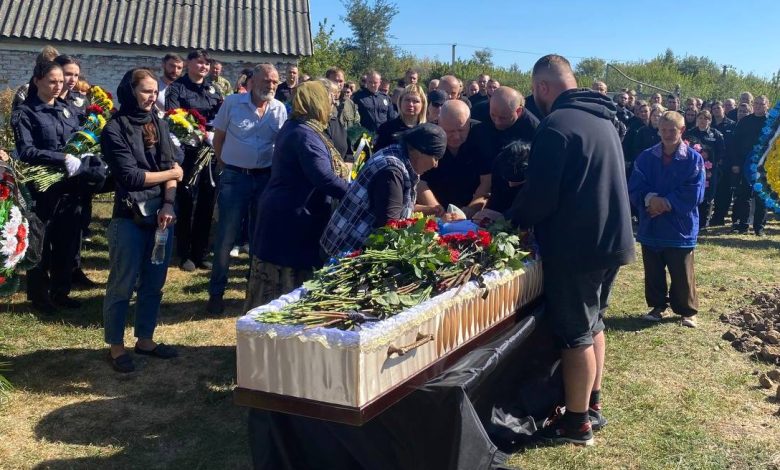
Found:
[431,102,443,108]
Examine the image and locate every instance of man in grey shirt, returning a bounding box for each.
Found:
[207,63,287,314]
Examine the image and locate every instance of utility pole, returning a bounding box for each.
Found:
[451,44,456,70]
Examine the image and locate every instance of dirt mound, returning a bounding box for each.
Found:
[720,288,780,365]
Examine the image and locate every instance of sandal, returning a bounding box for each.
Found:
[107,351,135,373]
[134,343,179,359]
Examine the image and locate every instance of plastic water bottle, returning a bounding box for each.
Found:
[150,228,168,265]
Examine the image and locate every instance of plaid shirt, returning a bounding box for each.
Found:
[321,145,418,257]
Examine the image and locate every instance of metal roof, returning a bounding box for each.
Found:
[0,0,312,56]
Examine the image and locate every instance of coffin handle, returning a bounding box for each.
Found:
[387,333,434,357]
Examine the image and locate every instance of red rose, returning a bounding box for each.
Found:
[477,230,492,247]
[346,249,362,258]
[449,248,460,263]
[424,219,438,233]
[106,92,113,99]
[86,104,104,115]
[16,224,27,240]
[0,276,6,285]
[0,185,10,200]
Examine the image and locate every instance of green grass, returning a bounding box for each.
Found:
[1,202,779,469]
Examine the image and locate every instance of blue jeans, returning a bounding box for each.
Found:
[103,218,174,345]
[208,167,270,297]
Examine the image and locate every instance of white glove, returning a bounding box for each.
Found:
[64,154,83,177]
[206,131,215,146]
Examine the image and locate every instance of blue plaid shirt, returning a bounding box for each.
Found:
[321,145,417,257]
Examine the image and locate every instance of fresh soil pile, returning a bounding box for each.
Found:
[721,288,780,365]
[721,288,780,416]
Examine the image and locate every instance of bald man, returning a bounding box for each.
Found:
[352,70,397,134]
[507,54,634,447]
[417,100,490,217]
[438,75,472,109]
[484,86,539,157]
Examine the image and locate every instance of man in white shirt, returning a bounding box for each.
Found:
[155,53,183,113]
[207,63,287,314]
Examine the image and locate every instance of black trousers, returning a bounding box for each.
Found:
[641,245,697,317]
[27,191,82,300]
[176,164,216,263]
[711,167,735,224]
[732,176,766,232]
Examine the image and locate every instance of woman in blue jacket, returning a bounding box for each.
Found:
[628,111,705,328]
[245,81,349,309]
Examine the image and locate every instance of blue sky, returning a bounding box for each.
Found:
[310,0,778,78]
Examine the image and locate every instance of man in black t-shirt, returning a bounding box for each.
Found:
[418,100,491,217]
[274,64,298,103]
[484,87,539,154]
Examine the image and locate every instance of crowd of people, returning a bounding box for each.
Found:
[7,44,774,446]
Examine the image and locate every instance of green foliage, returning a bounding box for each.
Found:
[0,88,15,151]
[340,0,399,76]
[299,20,355,78]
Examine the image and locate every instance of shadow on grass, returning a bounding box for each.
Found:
[604,315,680,333]
[6,345,249,468]
[4,290,247,328]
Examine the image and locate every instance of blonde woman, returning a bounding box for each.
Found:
[374,84,428,151]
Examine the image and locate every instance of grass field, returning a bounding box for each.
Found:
[0,201,779,469]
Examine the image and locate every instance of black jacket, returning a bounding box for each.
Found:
[713,117,736,144]
[352,89,397,134]
[684,126,726,166]
[164,74,223,123]
[507,89,635,271]
[728,114,766,168]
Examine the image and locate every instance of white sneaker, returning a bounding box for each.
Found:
[180,259,196,272]
[229,246,240,258]
[681,316,697,328]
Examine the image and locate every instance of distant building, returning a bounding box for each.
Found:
[0,0,312,93]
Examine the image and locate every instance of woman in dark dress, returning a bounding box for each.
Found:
[374,84,427,151]
[101,68,184,373]
[245,81,349,309]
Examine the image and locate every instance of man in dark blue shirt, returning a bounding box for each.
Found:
[352,70,396,135]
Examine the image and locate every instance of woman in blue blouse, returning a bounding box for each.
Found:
[245,81,349,309]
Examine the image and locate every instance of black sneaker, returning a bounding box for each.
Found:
[589,403,608,431]
[51,293,82,309]
[72,268,98,289]
[207,295,225,315]
[755,229,766,237]
[537,407,595,446]
[31,297,58,315]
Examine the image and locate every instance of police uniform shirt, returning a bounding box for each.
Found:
[164,74,223,123]
[352,88,397,133]
[421,120,491,208]
[12,94,80,166]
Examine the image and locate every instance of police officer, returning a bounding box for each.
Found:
[352,70,396,135]
[165,49,223,271]
[53,54,97,288]
[12,61,84,313]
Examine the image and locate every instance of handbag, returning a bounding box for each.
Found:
[124,188,162,228]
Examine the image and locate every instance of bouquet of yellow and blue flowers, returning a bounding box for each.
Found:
[19,86,114,192]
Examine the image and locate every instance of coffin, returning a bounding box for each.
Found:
[235,260,543,423]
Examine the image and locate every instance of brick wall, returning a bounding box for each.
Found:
[0,48,295,98]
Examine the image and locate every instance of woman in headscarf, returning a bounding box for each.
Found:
[246,81,349,309]
[101,68,184,373]
[321,123,446,257]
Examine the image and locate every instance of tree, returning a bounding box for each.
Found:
[341,0,399,76]
[472,49,493,68]
[298,20,353,78]
[574,57,607,80]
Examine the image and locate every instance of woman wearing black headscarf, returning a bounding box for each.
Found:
[320,123,447,257]
[101,68,184,373]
